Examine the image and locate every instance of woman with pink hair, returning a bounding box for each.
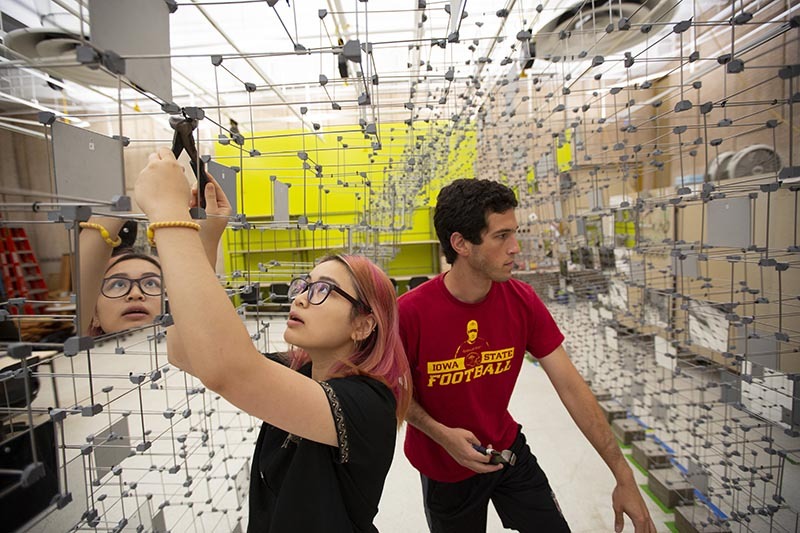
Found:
[135,147,411,532]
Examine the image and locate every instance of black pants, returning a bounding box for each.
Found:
[420,427,571,533]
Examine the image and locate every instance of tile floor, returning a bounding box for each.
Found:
[375,358,673,533]
[18,315,674,532]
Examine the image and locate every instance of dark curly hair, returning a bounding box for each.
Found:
[434,179,518,264]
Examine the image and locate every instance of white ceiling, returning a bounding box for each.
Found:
[0,0,694,135]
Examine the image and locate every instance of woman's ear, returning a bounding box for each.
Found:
[351,314,377,342]
[89,312,102,335]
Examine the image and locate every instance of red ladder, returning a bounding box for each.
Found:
[0,227,48,314]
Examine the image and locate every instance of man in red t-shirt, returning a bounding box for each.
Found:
[398,179,655,533]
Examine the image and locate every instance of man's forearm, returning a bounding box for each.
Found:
[563,379,633,481]
[542,347,634,482]
[406,398,447,445]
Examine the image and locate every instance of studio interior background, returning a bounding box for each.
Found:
[0,0,798,532]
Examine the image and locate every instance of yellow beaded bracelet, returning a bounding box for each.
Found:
[79,222,122,247]
[147,221,201,247]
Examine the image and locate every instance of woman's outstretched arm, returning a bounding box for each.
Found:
[136,148,337,446]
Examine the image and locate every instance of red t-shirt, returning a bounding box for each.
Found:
[398,274,565,482]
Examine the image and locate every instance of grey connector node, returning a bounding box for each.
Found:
[7,343,32,360]
[82,404,103,417]
[48,206,92,224]
[111,195,131,211]
[64,336,95,356]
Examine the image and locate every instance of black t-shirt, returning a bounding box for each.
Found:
[247,363,397,532]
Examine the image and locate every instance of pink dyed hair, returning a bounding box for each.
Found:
[290,254,411,424]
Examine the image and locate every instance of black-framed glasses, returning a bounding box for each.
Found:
[288,278,372,313]
[101,275,163,299]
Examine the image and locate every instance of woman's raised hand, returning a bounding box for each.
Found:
[135,147,192,222]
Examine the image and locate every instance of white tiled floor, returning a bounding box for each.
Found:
[18,315,672,532]
[375,358,673,533]
[253,314,673,533]
[262,314,671,532]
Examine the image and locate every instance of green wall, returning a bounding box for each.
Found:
[215,121,476,280]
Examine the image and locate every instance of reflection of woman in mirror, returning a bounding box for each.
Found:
[79,175,230,336]
[135,148,411,531]
[88,249,163,335]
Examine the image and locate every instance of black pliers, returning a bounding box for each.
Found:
[169,114,209,209]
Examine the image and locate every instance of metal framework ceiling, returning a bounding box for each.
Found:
[0,0,695,132]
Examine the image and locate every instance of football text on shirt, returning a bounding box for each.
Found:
[425,348,514,387]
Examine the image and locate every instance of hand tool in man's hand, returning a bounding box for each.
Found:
[472,444,516,466]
